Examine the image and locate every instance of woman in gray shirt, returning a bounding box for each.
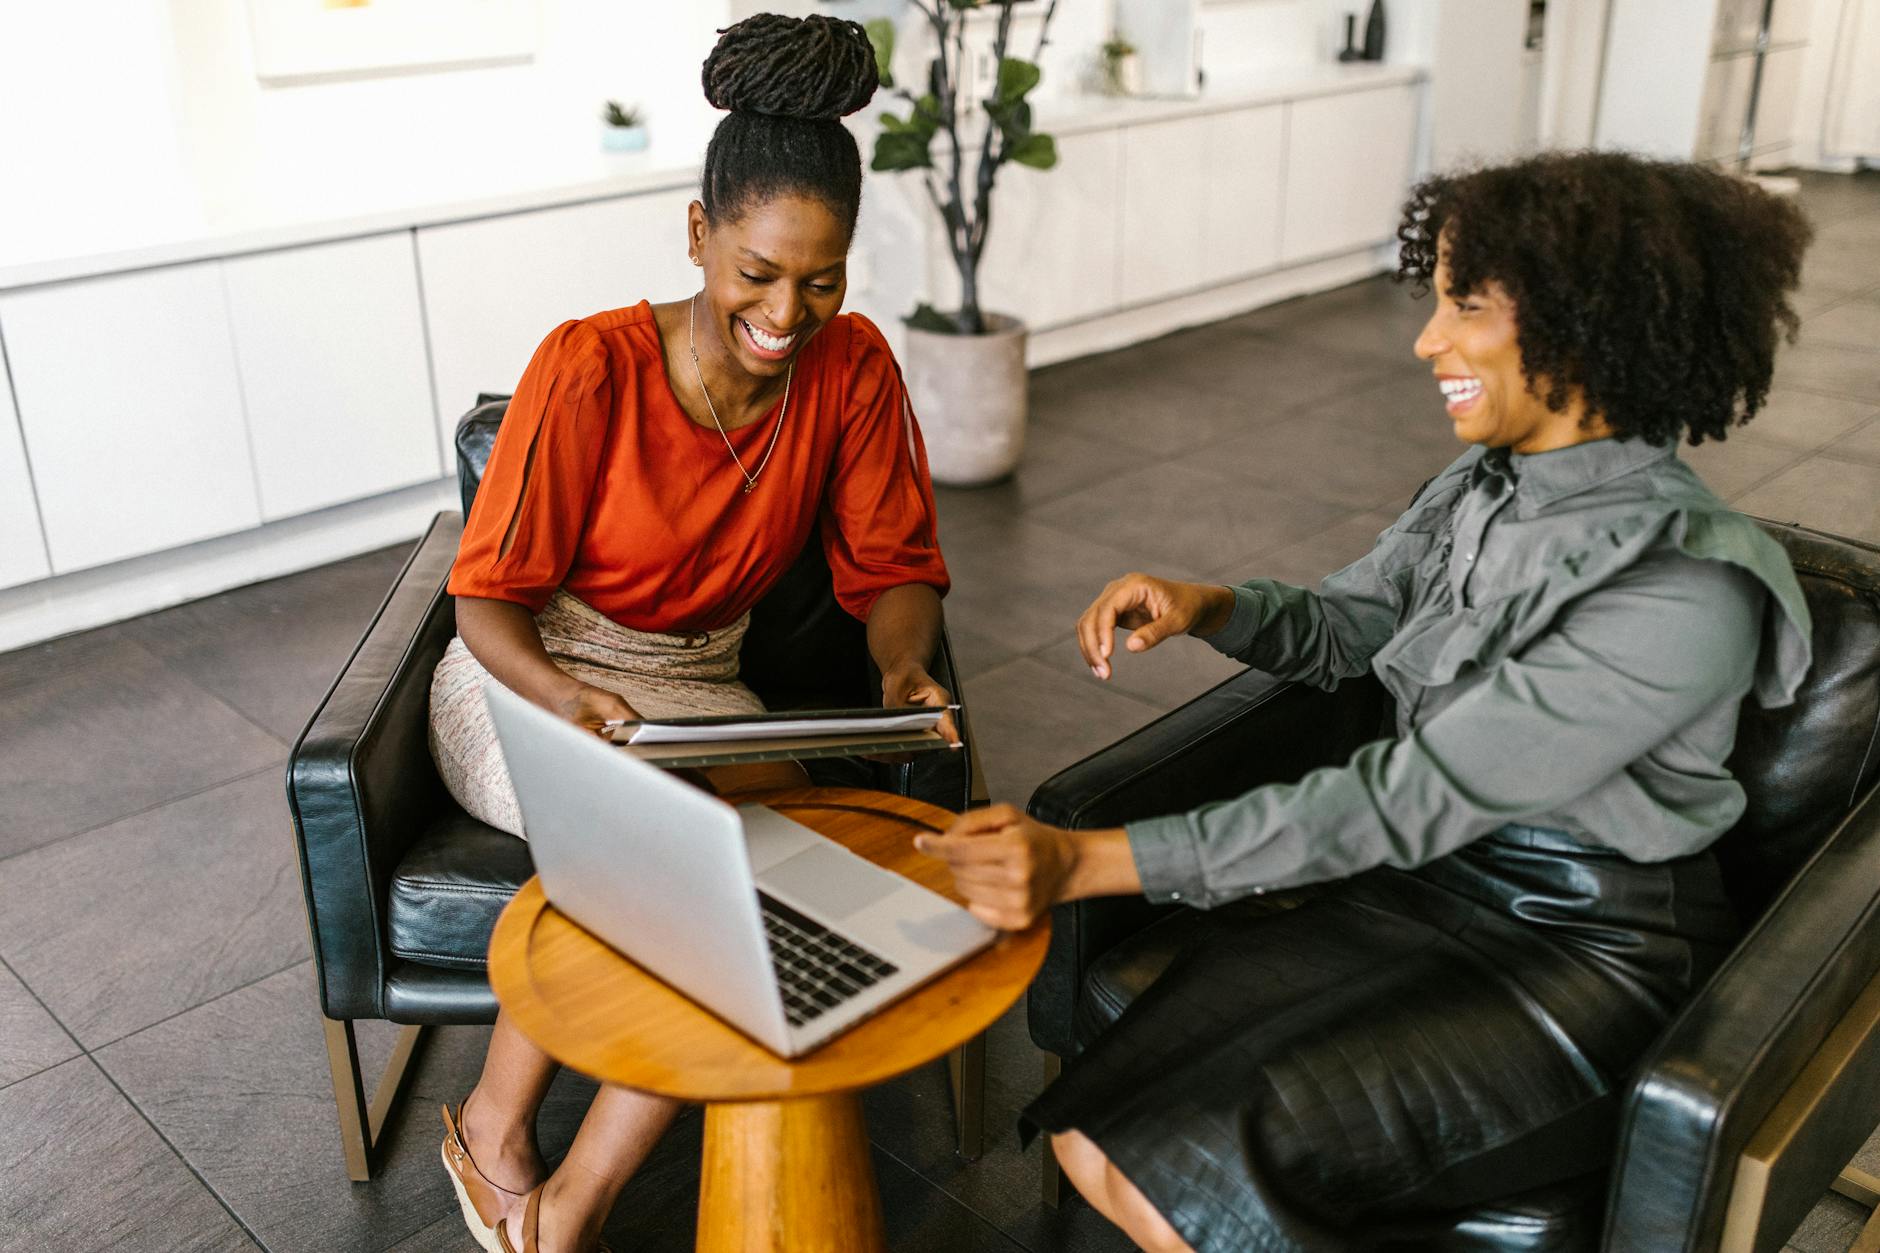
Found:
[920,152,1816,1251]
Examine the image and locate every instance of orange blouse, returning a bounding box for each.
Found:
[449,302,949,631]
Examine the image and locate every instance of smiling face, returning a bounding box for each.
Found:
[688,194,849,385]
[1413,243,1600,454]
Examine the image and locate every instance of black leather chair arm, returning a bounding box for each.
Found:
[287,514,463,1020]
[1606,779,1880,1252]
[1024,666,1394,1055]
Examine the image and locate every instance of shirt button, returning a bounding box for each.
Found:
[1169,891,1182,901]
[1254,888,1266,895]
[1465,552,1476,563]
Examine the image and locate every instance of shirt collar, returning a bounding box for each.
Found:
[1474,437,1676,509]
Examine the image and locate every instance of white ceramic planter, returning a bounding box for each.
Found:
[903,314,1029,486]
[601,124,649,153]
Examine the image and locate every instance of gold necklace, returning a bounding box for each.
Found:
[688,293,791,495]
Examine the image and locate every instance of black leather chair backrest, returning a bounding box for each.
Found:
[1715,522,1880,916]
[453,400,870,711]
[289,515,462,1020]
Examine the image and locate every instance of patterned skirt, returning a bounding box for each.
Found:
[428,590,765,837]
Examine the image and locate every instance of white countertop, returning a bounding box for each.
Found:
[0,60,1423,292]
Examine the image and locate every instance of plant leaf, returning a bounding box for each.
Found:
[994,56,1042,105]
[1006,131,1057,169]
[872,130,934,172]
[986,98,1032,144]
[864,18,895,90]
[906,303,963,333]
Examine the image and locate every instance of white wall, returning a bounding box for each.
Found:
[0,1,729,252]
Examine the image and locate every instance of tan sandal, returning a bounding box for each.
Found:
[496,1184,615,1253]
[441,1102,530,1253]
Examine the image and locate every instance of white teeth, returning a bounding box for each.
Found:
[742,320,796,352]
[1439,378,1482,400]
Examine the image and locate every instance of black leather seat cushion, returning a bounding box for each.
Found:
[388,812,533,971]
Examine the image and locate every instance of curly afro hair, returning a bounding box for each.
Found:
[1395,151,1813,446]
[699,14,879,234]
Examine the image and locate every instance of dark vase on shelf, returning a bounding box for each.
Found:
[1362,0,1386,60]
[1338,12,1364,62]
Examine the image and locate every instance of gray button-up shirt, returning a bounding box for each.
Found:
[1128,438,1813,909]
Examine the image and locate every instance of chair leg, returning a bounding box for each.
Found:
[322,1016,428,1182]
[948,1032,987,1161]
[1040,1052,1064,1209]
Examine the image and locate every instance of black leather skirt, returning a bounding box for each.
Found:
[1022,825,1742,1253]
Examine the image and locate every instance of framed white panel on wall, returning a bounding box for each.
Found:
[1204,105,1285,285]
[0,339,51,590]
[418,189,697,463]
[1280,85,1419,265]
[0,263,261,573]
[1119,117,1211,305]
[224,233,441,521]
[965,128,1121,332]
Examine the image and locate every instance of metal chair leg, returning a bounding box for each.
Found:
[1041,1052,1064,1208]
[948,1032,987,1160]
[322,1016,428,1182]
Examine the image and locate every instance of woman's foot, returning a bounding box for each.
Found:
[500,1181,614,1253]
[444,1090,548,1250]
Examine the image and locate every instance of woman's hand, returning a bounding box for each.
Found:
[1077,574,1236,680]
[553,682,638,737]
[915,804,1083,930]
[883,663,959,745]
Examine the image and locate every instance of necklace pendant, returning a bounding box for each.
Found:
[742,481,756,494]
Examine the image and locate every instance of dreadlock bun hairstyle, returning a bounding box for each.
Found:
[700,13,879,235]
[1396,151,1812,447]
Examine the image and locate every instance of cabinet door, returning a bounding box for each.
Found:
[967,128,1121,332]
[1280,85,1420,264]
[418,189,696,462]
[1119,117,1211,305]
[0,343,51,590]
[1203,104,1285,284]
[0,263,260,573]
[224,233,440,520]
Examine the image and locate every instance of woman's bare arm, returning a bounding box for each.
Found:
[455,596,635,733]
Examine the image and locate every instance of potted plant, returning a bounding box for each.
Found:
[838,0,1061,485]
[599,100,648,152]
[1101,36,1141,95]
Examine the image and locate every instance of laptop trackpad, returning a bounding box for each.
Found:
[760,845,901,921]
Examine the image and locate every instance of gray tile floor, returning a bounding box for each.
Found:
[1,169,1876,1252]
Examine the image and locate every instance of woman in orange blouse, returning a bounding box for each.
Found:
[433,17,952,1252]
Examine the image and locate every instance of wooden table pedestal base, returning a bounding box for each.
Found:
[698,1093,885,1252]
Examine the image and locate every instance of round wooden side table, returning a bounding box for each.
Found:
[487,787,1050,1252]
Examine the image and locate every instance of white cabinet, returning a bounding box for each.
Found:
[418,189,697,461]
[972,129,1120,331]
[0,344,51,590]
[1120,118,1211,305]
[1203,105,1285,285]
[0,262,260,573]
[223,233,440,520]
[1281,85,1419,264]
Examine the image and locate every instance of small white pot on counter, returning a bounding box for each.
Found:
[903,314,1029,487]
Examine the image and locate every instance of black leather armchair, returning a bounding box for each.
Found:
[1025,519,1880,1250]
[287,398,986,1181]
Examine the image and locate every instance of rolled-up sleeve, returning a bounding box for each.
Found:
[820,316,950,621]
[1129,547,1765,906]
[448,321,613,613]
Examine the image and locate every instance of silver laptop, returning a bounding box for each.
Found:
[483,681,996,1057]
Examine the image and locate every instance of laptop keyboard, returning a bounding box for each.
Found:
[757,891,900,1028]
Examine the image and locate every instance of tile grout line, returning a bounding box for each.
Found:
[0,759,287,869]
[82,955,313,1057]
[867,1136,1043,1253]
[0,950,84,1093]
[87,1051,271,1252]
